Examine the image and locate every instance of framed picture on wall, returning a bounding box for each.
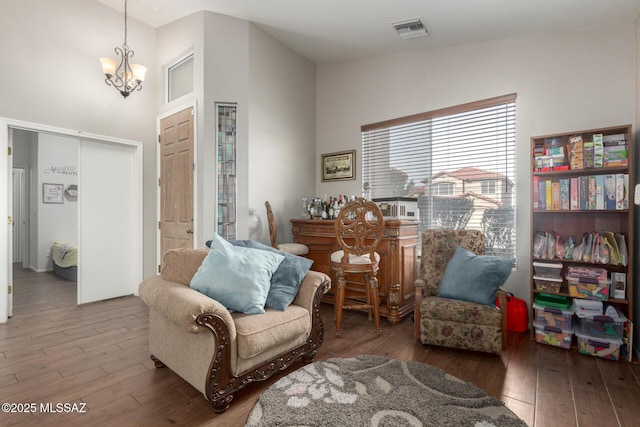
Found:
[43,183,64,204]
[322,150,356,182]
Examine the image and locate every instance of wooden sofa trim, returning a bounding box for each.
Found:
[179,277,330,413]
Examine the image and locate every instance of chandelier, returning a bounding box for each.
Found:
[99,0,147,98]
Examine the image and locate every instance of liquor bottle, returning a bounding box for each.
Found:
[328,197,334,219]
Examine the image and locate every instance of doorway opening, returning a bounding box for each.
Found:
[1,118,143,323]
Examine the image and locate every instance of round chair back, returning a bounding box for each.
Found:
[334,198,384,263]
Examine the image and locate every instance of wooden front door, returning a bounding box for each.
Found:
[159,108,194,261]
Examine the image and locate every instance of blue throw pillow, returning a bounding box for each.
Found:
[229,240,314,311]
[437,246,514,306]
[190,234,285,314]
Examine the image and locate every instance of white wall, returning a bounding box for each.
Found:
[36,134,78,271]
[156,12,316,246]
[0,0,158,278]
[248,24,316,243]
[316,25,636,304]
[1,2,316,281]
[202,12,250,242]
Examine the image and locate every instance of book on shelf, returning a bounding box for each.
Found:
[588,176,597,210]
[538,180,546,210]
[595,175,604,210]
[533,144,545,157]
[545,180,552,210]
[593,134,603,168]
[616,173,629,210]
[579,175,589,210]
[603,138,628,167]
[533,175,539,209]
[569,135,584,170]
[570,177,579,210]
[612,272,627,300]
[559,178,570,210]
[551,182,560,210]
[604,174,616,210]
[583,140,595,168]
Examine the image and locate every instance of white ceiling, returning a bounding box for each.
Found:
[98,0,640,64]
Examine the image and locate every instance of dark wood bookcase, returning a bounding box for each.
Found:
[530,124,634,358]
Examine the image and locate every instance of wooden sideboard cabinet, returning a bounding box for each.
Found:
[291,219,419,324]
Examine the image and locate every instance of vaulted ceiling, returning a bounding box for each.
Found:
[98,0,640,64]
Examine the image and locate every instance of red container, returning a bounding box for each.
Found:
[496,293,529,333]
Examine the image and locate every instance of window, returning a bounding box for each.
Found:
[217,103,237,239]
[481,180,496,194]
[362,94,516,257]
[433,182,453,195]
[167,53,194,102]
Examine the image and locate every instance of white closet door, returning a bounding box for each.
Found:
[78,140,139,304]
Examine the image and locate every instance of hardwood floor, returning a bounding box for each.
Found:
[1,265,640,426]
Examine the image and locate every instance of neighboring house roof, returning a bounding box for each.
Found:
[431,166,508,182]
[406,185,426,198]
[456,191,503,206]
[388,166,409,178]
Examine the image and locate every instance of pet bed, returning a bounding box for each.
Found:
[51,241,78,281]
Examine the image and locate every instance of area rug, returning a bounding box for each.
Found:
[246,355,527,427]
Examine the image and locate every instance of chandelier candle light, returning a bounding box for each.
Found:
[100,0,147,98]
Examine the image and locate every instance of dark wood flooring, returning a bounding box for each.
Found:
[1,265,640,426]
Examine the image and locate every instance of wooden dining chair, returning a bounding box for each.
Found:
[330,198,385,336]
[265,201,309,255]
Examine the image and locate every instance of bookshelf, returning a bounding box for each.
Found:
[530,124,633,360]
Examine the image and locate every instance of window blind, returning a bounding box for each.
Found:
[362,94,516,257]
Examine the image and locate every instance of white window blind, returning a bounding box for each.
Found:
[362,94,516,257]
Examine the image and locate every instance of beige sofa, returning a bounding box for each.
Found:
[138,247,331,413]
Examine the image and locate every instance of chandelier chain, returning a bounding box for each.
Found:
[123,0,128,47]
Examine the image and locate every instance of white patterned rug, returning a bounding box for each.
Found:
[246,355,527,427]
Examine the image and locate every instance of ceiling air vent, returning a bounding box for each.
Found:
[391,18,429,40]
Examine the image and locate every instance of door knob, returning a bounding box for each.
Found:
[186,229,193,234]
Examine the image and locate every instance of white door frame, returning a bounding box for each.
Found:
[0,117,143,323]
[11,167,26,265]
[156,101,198,269]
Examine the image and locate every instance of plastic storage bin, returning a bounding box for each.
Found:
[533,322,573,349]
[568,277,610,301]
[575,320,622,361]
[566,266,607,281]
[534,293,571,310]
[534,276,562,293]
[533,262,563,279]
[534,303,573,330]
[581,307,626,339]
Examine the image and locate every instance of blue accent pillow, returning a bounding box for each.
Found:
[229,240,314,311]
[437,246,514,306]
[190,234,285,314]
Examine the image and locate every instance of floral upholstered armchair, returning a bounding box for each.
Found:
[413,230,511,354]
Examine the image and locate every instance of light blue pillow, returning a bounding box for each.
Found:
[437,246,514,306]
[190,234,285,314]
[229,240,314,311]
